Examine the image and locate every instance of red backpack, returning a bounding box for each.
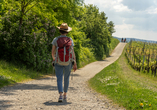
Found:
[55,36,74,66]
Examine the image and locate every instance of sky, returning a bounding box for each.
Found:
[84,0,157,41]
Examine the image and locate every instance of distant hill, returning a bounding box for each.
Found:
[113,36,157,43]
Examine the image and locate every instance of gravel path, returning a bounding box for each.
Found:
[0,43,126,110]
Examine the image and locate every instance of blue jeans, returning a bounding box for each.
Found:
[55,63,72,93]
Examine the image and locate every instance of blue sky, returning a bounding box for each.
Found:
[84,0,157,41]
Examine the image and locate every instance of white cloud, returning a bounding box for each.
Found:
[113,3,131,12]
[111,0,131,12]
[146,6,157,14]
[84,0,157,41]
[113,24,157,41]
[114,23,134,31]
[121,0,154,11]
[84,0,131,12]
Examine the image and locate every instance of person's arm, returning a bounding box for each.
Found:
[52,45,56,61]
[72,47,77,72]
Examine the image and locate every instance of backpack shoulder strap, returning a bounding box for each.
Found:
[54,36,60,64]
[55,36,61,47]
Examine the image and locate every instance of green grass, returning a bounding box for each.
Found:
[0,60,52,88]
[110,38,120,52]
[88,46,157,110]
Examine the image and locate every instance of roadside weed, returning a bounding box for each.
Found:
[0,60,47,88]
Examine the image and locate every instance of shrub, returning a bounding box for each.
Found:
[0,10,56,72]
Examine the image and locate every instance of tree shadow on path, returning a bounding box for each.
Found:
[0,100,12,110]
[0,76,76,109]
[0,77,75,95]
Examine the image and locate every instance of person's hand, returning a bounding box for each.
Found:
[73,63,77,72]
[52,59,55,67]
[53,57,55,61]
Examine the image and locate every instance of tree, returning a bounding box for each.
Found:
[108,21,115,36]
[0,0,87,71]
[0,0,116,70]
[79,4,112,59]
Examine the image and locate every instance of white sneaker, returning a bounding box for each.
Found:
[58,96,63,102]
[63,95,67,100]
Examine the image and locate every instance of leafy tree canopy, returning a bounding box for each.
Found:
[0,0,116,71]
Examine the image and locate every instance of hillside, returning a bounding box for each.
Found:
[114,36,157,43]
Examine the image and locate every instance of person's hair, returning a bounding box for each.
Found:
[59,30,68,34]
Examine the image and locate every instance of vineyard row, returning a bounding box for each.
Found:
[125,41,157,77]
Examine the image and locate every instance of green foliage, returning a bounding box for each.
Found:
[0,10,55,72]
[0,0,116,72]
[125,41,157,76]
[64,23,96,68]
[80,4,114,60]
[108,21,116,36]
[0,60,45,88]
[110,38,119,53]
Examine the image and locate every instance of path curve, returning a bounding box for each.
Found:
[0,43,126,110]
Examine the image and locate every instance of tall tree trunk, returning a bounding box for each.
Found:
[19,1,25,30]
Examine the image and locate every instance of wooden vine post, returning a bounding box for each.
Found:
[138,48,141,71]
[155,50,157,77]
[152,48,155,76]
[129,40,132,59]
[147,49,150,73]
[133,47,135,66]
[142,43,145,71]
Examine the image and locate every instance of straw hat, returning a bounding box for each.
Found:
[57,23,72,32]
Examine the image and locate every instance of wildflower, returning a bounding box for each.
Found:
[140,103,144,107]
[149,104,151,107]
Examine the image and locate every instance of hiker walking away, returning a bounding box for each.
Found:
[124,38,126,43]
[121,38,123,42]
[51,23,77,102]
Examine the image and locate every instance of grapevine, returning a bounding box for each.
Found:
[125,40,157,76]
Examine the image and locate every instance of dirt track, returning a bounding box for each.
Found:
[0,43,126,110]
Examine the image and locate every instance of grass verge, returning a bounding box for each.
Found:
[0,60,52,88]
[88,45,157,110]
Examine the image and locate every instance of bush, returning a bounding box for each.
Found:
[69,30,96,68]
[0,10,56,72]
